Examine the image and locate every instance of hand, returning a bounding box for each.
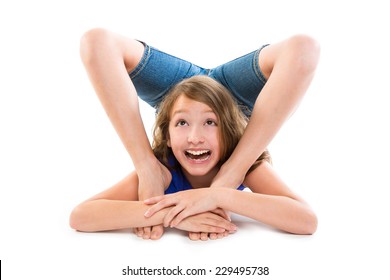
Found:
[144,188,220,227]
[136,160,172,240]
[175,211,237,235]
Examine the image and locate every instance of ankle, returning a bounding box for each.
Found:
[137,157,171,183]
[135,155,161,173]
[221,159,248,178]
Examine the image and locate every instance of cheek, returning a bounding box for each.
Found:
[167,132,182,150]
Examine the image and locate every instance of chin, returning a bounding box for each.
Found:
[186,170,211,177]
[181,163,219,179]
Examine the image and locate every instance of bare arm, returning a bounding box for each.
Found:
[69,172,236,234]
[215,190,317,235]
[235,162,317,234]
[70,199,236,234]
[69,172,156,232]
[70,199,168,232]
[145,162,317,235]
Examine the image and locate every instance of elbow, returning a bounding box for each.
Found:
[69,205,89,232]
[282,206,318,235]
[297,210,318,235]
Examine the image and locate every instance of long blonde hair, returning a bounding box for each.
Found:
[152,75,271,173]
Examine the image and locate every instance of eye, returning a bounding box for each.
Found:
[205,119,217,126]
[176,120,188,127]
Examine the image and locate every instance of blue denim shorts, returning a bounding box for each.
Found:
[129,42,269,117]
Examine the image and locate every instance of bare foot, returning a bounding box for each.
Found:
[134,224,164,240]
[188,231,230,241]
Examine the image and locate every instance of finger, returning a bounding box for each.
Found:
[197,218,236,233]
[164,205,185,227]
[143,195,165,205]
[170,208,195,227]
[203,213,237,231]
[196,224,226,233]
[212,208,231,221]
[144,197,178,218]
[212,217,237,232]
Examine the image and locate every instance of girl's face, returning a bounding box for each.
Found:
[168,95,221,184]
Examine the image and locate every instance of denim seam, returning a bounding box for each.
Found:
[129,44,151,79]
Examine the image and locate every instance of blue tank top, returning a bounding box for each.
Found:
[164,161,246,194]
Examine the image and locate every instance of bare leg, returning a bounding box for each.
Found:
[79,28,171,239]
[211,35,321,188]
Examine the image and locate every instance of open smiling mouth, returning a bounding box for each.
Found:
[185,150,211,162]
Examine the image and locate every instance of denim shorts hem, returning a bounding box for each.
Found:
[129,41,150,80]
[253,45,269,84]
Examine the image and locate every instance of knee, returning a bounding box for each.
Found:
[285,34,321,74]
[79,28,115,64]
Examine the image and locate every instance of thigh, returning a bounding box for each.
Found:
[208,45,269,117]
[129,43,208,108]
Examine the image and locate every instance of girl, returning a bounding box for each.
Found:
[70,76,317,240]
[78,28,320,239]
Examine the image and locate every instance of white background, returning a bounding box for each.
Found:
[1,0,389,279]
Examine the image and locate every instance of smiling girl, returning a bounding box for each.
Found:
[70,76,317,240]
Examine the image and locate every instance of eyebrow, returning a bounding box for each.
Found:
[172,109,215,116]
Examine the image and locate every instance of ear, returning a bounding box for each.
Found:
[167,133,171,147]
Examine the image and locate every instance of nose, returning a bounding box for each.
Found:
[187,126,205,145]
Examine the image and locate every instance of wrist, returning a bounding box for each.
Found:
[135,155,161,175]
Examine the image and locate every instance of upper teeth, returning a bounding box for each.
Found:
[186,150,209,155]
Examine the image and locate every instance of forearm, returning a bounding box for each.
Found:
[70,200,171,232]
[218,189,317,234]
